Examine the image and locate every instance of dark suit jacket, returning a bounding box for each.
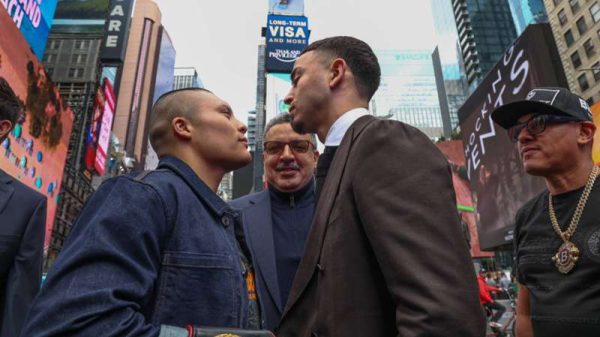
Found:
[277,116,486,337]
[0,169,46,337]
[230,191,284,331]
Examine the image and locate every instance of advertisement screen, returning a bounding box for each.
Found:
[268,0,304,16]
[591,102,600,165]
[459,24,568,249]
[266,15,309,73]
[54,0,109,20]
[94,79,115,175]
[265,73,292,123]
[436,141,494,258]
[0,9,74,249]
[1,0,58,59]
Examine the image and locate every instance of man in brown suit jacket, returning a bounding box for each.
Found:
[277,36,486,337]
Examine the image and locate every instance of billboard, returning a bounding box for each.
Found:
[0,8,74,249]
[1,0,58,59]
[265,73,291,123]
[94,79,115,175]
[268,0,304,16]
[100,0,134,63]
[459,24,568,249]
[266,14,309,73]
[54,0,109,20]
[591,102,600,165]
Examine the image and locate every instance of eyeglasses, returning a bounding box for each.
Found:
[263,140,314,154]
[507,115,581,142]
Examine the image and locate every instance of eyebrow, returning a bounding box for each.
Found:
[290,67,302,82]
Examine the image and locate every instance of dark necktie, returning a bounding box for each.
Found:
[315,146,338,201]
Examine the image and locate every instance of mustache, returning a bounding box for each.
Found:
[276,162,300,171]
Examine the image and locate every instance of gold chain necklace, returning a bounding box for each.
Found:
[549,165,599,274]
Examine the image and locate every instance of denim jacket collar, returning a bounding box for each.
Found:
[157,156,234,218]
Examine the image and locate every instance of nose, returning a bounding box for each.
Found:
[517,126,533,143]
[284,90,293,105]
[280,144,295,160]
[236,117,248,134]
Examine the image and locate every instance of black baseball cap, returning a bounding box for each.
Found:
[491,87,593,129]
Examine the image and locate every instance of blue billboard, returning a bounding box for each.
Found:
[266,14,309,73]
[1,0,58,59]
[268,0,304,16]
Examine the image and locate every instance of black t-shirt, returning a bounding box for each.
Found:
[514,178,600,337]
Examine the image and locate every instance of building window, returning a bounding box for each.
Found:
[46,68,53,76]
[77,40,88,49]
[71,54,87,63]
[558,9,568,26]
[571,51,582,68]
[591,3,600,23]
[577,17,587,35]
[50,40,60,49]
[584,39,596,57]
[593,62,600,81]
[565,29,575,46]
[578,73,590,91]
[68,68,84,78]
[570,0,581,13]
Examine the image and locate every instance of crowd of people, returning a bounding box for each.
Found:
[1,35,599,337]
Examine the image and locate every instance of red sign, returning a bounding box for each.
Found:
[94,79,115,175]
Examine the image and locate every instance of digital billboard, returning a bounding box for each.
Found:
[94,79,115,175]
[1,0,58,59]
[459,24,568,249]
[0,9,74,249]
[54,0,109,20]
[268,0,304,16]
[265,73,291,123]
[266,14,309,73]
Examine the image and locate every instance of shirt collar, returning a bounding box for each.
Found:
[324,108,370,146]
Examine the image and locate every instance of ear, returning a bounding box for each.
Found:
[329,58,346,90]
[171,116,193,141]
[313,150,320,168]
[0,120,13,140]
[578,121,596,146]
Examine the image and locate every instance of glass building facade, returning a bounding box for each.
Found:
[452,0,518,87]
[172,67,203,89]
[371,50,444,139]
[508,0,548,34]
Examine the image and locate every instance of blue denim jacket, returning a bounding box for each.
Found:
[20,156,249,337]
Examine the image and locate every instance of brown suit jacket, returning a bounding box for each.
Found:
[277,116,485,337]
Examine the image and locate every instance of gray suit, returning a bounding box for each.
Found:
[0,169,46,337]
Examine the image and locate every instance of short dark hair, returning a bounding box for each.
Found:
[302,36,381,101]
[149,87,212,156]
[0,77,23,126]
[263,113,317,148]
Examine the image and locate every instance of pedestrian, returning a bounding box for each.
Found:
[0,77,47,337]
[20,88,273,336]
[230,113,319,330]
[276,36,485,337]
[492,87,600,337]
[478,271,506,329]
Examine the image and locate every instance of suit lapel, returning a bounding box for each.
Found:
[283,115,375,315]
[0,170,15,214]
[244,191,283,312]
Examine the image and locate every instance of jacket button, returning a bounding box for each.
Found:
[312,332,318,337]
[316,263,325,272]
[221,216,232,227]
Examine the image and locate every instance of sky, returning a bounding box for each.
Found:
[152,0,437,125]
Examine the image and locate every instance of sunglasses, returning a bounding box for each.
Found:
[263,140,314,155]
[507,115,581,142]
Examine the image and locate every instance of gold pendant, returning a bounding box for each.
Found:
[552,241,580,274]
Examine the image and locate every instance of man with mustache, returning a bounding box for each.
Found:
[491,87,600,337]
[230,113,319,330]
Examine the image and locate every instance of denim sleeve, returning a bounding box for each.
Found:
[20,177,170,337]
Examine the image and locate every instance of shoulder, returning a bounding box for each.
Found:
[2,172,46,204]
[230,190,268,210]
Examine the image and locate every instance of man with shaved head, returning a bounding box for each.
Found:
[21,88,274,337]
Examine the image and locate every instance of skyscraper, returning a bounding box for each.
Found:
[172,67,203,89]
[431,0,469,131]
[452,0,518,87]
[371,50,444,139]
[508,0,548,34]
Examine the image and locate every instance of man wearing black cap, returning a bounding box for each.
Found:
[491,87,599,337]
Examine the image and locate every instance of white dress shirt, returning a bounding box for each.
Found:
[324,108,371,146]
